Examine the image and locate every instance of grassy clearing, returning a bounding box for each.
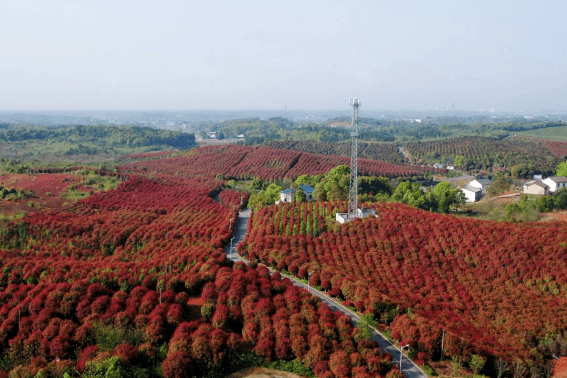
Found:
[0,213,25,222]
[464,198,515,221]
[76,169,122,191]
[0,140,179,164]
[61,170,123,201]
[517,126,567,140]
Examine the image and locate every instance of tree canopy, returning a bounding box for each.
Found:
[556,161,567,176]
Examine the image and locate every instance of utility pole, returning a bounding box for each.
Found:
[400,344,410,371]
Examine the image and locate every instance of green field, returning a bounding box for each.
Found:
[517,125,567,140]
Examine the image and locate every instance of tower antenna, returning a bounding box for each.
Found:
[335,98,375,224]
[348,98,361,218]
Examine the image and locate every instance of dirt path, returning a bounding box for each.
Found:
[226,367,305,378]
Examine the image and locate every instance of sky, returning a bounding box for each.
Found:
[1,0,566,112]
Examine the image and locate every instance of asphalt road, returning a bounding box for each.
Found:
[224,207,428,378]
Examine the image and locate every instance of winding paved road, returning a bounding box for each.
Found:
[224,207,428,378]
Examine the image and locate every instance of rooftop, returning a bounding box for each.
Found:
[523,180,549,188]
[546,176,567,183]
[462,185,482,193]
[473,178,492,185]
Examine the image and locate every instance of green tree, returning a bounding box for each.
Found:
[326,165,350,179]
[392,182,427,209]
[538,195,555,212]
[313,165,350,201]
[264,183,283,204]
[250,178,265,191]
[295,187,306,202]
[487,179,511,197]
[469,354,486,375]
[450,356,462,378]
[554,188,567,209]
[356,313,377,341]
[454,155,465,168]
[359,176,392,196]
[248,190,267,209]
[505,203,522,222]
[83,356,126,378]
[432,181,465,213]
[432,181,453,197]
[510,164,530,178]
[519,196,540,221]
[556,161,567,176]
[295,174,322,187]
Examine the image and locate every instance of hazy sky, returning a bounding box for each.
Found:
[2,0,566,112]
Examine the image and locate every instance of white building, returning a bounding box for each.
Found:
[542,176,567,193]
[523,180,549,196]
[279,185,315,203]
[336,207,377,224]
[461,185,482,202]
[469,179,492,194]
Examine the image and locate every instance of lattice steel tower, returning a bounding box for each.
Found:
[348,98,361,218]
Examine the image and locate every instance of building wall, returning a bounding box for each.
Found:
[279,192,293,203]
[280,190,314,202]
[462,189,480,202]
[524,185,548,195]
[543,179,558,192]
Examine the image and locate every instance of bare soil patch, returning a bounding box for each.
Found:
[554,357,567,378]
[226,367,306,378]
[489,196,518,205]
[542,210,567,222]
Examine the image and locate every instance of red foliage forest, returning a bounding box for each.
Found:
[0,151,398,377]
[241,201,567,366]
[121,145,439,182]
[5,144,563,376]
[265,141,405,165]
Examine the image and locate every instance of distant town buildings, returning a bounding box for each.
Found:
[438,101,455,111]
[402,118,421,123]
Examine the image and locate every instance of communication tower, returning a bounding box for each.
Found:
[347,98,361,218]
[335,98,376,224]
